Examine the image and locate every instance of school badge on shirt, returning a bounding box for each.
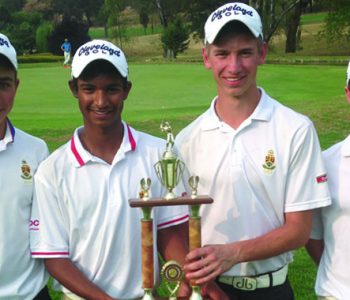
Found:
[262,150,276,174]
[20,160,33,181]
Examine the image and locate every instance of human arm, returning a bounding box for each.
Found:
[184,210,313,285]
[305,239,324,265]
[305,207,325,265]
[45,258,115,300]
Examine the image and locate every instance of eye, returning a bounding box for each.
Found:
[0,82,11,89]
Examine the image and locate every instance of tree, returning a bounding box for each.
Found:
[139,6,149,34]
[161,16,190,59]
[318,0,350,42]
[48,17,90,56]
[104,0,129,48]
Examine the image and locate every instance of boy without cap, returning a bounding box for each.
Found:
[0,33,50,299]
[175,3,331,299]
[30,39,194,300]
[306,62,350,300]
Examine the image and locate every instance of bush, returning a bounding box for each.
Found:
[36,22,53,53]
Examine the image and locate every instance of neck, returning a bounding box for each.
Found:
[79,122,124,164]
[215,88,261,129]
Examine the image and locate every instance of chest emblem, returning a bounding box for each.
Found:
[21,160,33,180]
[262,150,276,173]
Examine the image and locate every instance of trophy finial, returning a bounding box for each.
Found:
[189,176,199,199]
[140,178,151,200]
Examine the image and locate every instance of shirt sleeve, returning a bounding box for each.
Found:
[284,122,331,212]
[30,167,70,258]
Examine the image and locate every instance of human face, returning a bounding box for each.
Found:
[0,66,18,137]
[203,33,266,100]
[69,73,131,131]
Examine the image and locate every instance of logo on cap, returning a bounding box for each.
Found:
[0,37,10,48]
[211,3,254,22]
[78,43,121,57]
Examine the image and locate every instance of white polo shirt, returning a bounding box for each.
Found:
[0,119,49,299]
[30,122,189,299]
[310,135,350,299]
[175,88,331,277]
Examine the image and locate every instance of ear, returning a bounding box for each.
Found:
[345,86,350,104]
[202,47,212,70]
[122,81,132,101]
[258,42,268,66]
[15,78,20,91]
[68,79,78,98]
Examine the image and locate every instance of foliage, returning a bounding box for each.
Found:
[47,17,90,56]
[4,11,43,54]
[318,0,350,42]
[161,16,190,59]
[139,6,149,33]
[36,22,53,52]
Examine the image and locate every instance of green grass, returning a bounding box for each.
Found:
[89,25,163,40]
[11,62,349,299]
[301,12,327,25]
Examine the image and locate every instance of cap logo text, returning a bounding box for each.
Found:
[211,4,253,22]
[79,43,121,57]
[0,37,10,48]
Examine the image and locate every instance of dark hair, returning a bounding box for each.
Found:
[0,54,17,77]
[71,59,128,89]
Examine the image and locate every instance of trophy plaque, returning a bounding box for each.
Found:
[129,121,213,300]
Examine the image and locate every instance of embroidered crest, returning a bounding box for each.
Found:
[262,150,276,173]
[20,160,32,180]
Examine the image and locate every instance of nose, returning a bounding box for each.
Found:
[226,54,241,72]
[94,89,108,107]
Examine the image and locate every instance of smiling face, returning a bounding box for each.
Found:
[69,60,131,132]
[202,22,266,101]
[0,56,19,138]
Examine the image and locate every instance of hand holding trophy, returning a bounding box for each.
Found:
[129,121,213,300]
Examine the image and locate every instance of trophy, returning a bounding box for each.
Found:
[129,121,213,300]
[154,121,185,200]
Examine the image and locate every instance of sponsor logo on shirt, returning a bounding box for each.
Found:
[29,219,40,231]
[316,174,327,184]
[20,160,32,180]
[262,149,276,174]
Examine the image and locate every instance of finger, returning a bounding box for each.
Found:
[185,247,208,262]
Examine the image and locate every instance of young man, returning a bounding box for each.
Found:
[306,62,350,300]
[175,3,331,300]
[0,33,50,299]
[30,39,190,300]
[61,38,71,67]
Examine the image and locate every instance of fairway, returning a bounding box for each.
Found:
[13,61,349,151]
[10,61,350,300]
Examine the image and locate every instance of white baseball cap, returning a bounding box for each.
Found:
[0,33,18,70]
[346,61,350,85]
[204,2,263,44]
[71,39,128,78]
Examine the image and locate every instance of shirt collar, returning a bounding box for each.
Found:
[0,119,15,152]
[70,121,137,167]
[200,88,273,132]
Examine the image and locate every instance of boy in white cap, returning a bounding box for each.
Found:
[175,3,331,299]
[0,33,50,299]
[306,62,350,300]
[30,39,192,300]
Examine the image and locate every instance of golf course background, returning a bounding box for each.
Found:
[9,11,350,300]
[10,60,349,300]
